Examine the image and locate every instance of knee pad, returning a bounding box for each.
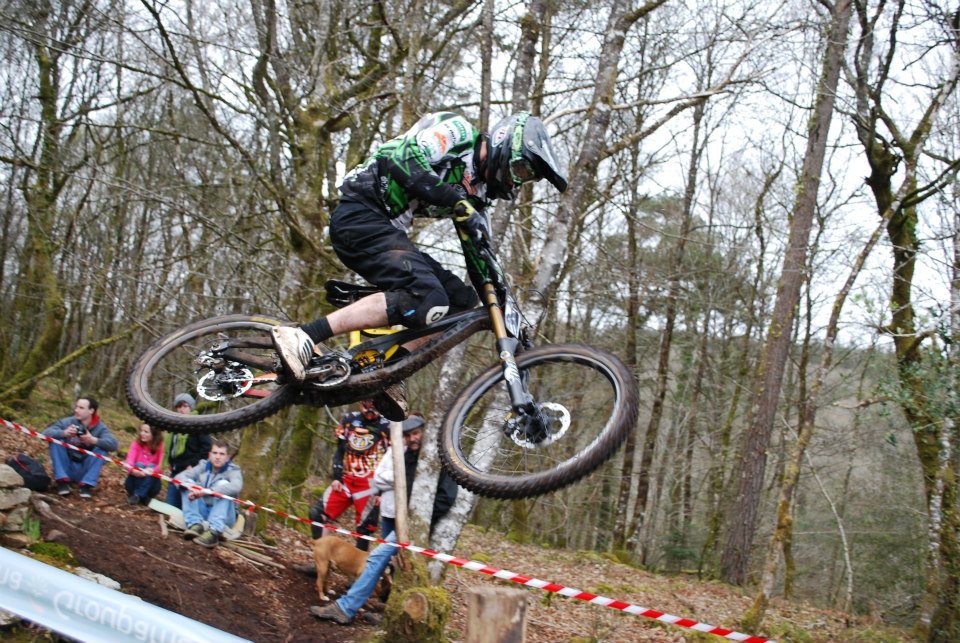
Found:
[387,288,449,328]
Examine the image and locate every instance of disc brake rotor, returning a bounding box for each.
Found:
[506,402,571,448]
[196,364,254,401]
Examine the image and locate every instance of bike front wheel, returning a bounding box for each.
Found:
[127,314,298,433]
[440,344,639,499]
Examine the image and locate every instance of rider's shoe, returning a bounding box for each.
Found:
[372,380,407,422]
[271,326,314,383]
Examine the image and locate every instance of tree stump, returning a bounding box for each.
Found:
[383,583,451,643]
[466,586,528,643]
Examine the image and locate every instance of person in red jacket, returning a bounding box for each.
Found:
[308,401,390,550]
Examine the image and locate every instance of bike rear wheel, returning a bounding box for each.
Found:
[439,344,639,499]
[127,314,297,433]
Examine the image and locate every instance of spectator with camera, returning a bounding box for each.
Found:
[42,397,118,498]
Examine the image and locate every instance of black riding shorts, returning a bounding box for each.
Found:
[329,200,479,328]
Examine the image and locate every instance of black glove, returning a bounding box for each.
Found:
[453,199,489,244]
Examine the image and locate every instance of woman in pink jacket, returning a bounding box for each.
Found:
[124,423,165,505]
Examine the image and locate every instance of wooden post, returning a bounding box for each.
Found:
[382,420,452,641]
[389,420,409,544]
[466,587,528,643]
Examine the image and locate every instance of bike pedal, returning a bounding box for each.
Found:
[304,353,351,388]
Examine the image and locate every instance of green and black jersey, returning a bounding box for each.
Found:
[338,112,486,230]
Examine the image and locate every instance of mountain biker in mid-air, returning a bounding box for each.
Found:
[271,111,568,421]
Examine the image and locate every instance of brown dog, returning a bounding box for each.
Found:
[312,535,391,602]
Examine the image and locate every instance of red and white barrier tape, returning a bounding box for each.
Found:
[2,416,775,643]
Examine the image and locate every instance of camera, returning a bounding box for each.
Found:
[74,424,87,436]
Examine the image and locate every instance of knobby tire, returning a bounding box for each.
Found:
[439,344,639,499]
[127,314,297,434]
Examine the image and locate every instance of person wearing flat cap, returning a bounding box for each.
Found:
[163,393,213,507]
[310,413,458,625]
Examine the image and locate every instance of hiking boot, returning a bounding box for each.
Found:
[310,602,352,625]
[127,494,141,505]
[195,530,220,548]
[372,380,407,422]
[292,562,318,577]
[78,485,93,499]
[183,523,204,540]
[361,612,382,625]
[57,481,71,496]
[271,326,314,383]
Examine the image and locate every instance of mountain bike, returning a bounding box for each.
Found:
[127,220,640,499]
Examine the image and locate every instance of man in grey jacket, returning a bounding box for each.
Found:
[177,440,243,548]
[42,397,119,498]
[311,414,457,624]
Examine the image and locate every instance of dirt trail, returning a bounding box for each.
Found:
[3,422,906,643]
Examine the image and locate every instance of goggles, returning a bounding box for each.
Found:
[508,112,537,186]
[510,157,537,184]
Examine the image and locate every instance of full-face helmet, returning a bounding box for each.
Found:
[484,112,568,200]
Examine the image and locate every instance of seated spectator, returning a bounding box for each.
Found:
[165,393,212,508]
[42,397,118,499]
[123,423,165,505]
[310,413,457,624]
[178,440,242,549]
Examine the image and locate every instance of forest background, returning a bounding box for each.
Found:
[0,0,958,639]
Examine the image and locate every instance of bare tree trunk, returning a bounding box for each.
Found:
[478,0,493,131]
[9,3,72,397]
[491,0,547,242]
[847,2,960,635]
[527,0,668,325]
[633,100,705,564]
[699,161,777,578]
[747,212,887,628]
[612,146,645,550]
[720,0,852,586]
[412,345,468,561]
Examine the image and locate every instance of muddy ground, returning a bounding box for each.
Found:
[35,487,367,643]
[2,422,915,643]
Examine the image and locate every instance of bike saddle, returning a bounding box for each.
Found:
[325,279,380,309]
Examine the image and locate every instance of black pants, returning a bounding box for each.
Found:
[329,200,478,327]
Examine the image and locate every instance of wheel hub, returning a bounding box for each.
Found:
[197,363,254,401]
[505,402,571,448]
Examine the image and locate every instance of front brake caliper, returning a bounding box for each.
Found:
[504,403,571,448]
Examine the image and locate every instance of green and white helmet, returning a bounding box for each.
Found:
[485,112,568,200]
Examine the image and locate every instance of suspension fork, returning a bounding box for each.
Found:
[482,284,534,413]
